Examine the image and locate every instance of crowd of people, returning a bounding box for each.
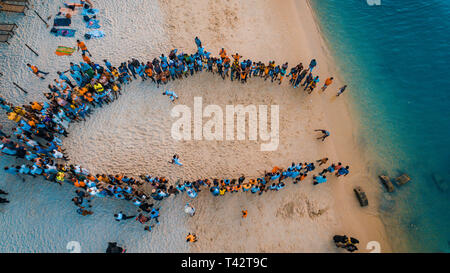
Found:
[0,37,351,238]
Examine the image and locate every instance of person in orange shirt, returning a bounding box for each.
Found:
[240,71,246,83]
[321,77,334,91]
[145,66,156,83]
[82,53,91,64]
[186,233,197,243]
[242,210,248,218]
[232,53,242,62]
[294,173,308,184]
[30,101,43,111]
[77,39,92,56]
[219,48,227,59]
[84,92,94,104]
[271,166,281,173]
[26,63,49,79]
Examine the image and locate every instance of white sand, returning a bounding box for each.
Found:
[0,0,391,252]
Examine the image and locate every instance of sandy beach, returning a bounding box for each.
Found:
[0,0,391,253]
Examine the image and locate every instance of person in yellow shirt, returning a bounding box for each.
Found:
[30,101,43,111]
[321,77,334,91]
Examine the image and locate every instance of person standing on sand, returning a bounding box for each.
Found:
[302,72,313,89]
[308,76,319,94]
[77,40,92,57]
[219,48,227,60]
[294,69,307,88]
[184,203,196,217]
[114,211,135,222]
[321,77,334,91]
[27,64,49,79]
[309,59,317,72]
[170,154,183,166]
[232,53,242,63]
[313,175,327,185]
[337,85,348,97]
[162,90,178,102]
[82,53,92,65]
[336,166,350,177]
[81,0,94,8]
[195,37,202,48]
[316,157,329,166]
[242,210,248,218]
[144,225,155,232]
[315,129,330,141]
[320,163,335,176]
[186,233,198,243]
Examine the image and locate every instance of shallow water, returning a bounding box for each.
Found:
[310,0,450,252]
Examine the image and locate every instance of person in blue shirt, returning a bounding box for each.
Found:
[320,163,336,176]
[160,54,168,64]
[309,59,317,72]
[69,69,83,86]
[127,60,138,79]
[169,65,176,80]
[103,59,112,70]
[176,183,186,192]
[313,175,327,185]
[304,162,315,173]
[315,129,330,141]
[70,62,82,72]
[195,36,202,48]
[196,58,203,72]
[1,144,17,156]
[4,166,19,175]
[163,90,178,102]
[144,225,155,232]
[276,182,286,190]
[336,166,350,177]
[269,183,278,190]
[150,208,160,224]
[210,186,220,196]
[188,62,195,75]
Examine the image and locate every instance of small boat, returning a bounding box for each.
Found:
[379,175,395,192]
[354,186,368,207]
[395,174,411,186]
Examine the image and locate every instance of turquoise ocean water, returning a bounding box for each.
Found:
[310,0,450,252]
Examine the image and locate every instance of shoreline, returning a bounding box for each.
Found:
[299,0,392,252]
